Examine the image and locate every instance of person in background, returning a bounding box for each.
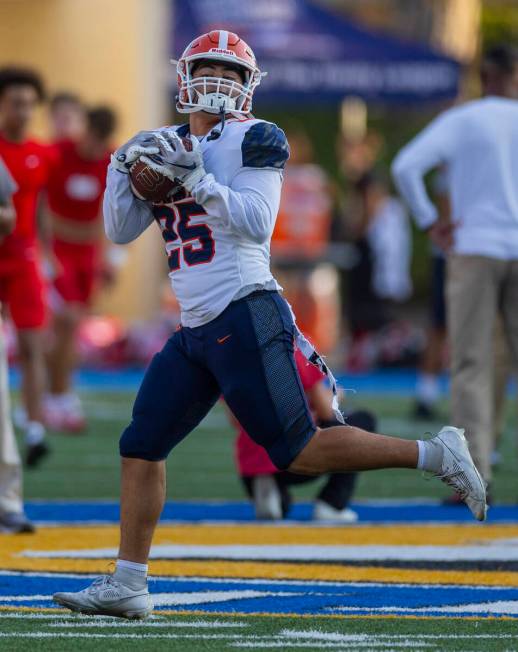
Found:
[233,347,376,522]
[45,106,117,432]
[392,44,518,496]
[413,170,450,420]
[49,92,85,143]
[0,155,34,532]
[270,128,337,353]
[0,67,53,467]
[346,170,412,370]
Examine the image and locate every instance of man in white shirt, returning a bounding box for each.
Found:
[52,29,486,620]
[392,44,518,490]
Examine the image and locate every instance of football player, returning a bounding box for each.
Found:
[53,30,487,619]
[45,106,117,432]
[0,68,53,467]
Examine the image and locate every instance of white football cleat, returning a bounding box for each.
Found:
[252,475,282,520]
[53,575,153,619]
[431,426,487,521]
[313,500,358,524]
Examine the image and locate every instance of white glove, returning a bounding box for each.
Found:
[111,131,161,174]
[140,131,206,193]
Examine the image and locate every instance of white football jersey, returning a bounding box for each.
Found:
[104,117,289,327]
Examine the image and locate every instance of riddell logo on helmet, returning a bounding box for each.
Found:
[209,48,236,56]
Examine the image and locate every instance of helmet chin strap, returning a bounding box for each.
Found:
[207,106,227,142]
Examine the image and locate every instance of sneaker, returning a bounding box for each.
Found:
[443,484,492,507]
[313,500,358,523]
[44,393,86,434]
[53,575,153,619]
[0,511,35,533]
[26,441,50,468]
[431,426,487,521]
[252,475,282,520]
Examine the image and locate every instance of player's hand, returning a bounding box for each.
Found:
[427,220,456,252]
[111,131,161,174]
[140,131,206,193]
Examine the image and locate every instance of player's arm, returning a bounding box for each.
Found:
[193,167,283,244]
[103,166,155,244]
[103,131,166,244]
[391,111,456,230]
[193,123,289,243]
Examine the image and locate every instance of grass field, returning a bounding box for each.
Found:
[2,612,518,651]
[3,384,518,651]
[21,390,518,503]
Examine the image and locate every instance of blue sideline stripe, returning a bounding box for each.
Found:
[8,367,448,394]
[24,500,518,524]
[2,573,518,616]
[8,366,517,395]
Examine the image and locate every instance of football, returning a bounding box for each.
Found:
[129,159,178,203]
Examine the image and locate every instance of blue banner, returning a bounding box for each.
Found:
[173,0,460,104]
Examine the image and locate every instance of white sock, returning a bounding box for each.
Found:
[114,559,148,589]
[416,373,440,405]
[416,439,443,473]
[25,421,45,446]
[116,558,148,574]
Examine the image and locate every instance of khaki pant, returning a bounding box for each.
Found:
[447,254,518,483]
[0,319,23,514]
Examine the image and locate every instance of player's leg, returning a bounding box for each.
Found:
[447,254,500,485]
[414,254,446,419]
[47,305,82,396]
[53,329,220,617]
[46,303,85,431]
[46,244,91,431]
[211,291,486,520]
[312,410,375,522]
[8,260,49,466]
[118,330,219,564]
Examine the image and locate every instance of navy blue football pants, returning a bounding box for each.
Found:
[120,290,317,470]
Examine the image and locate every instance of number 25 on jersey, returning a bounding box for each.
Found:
[153,199,215,272]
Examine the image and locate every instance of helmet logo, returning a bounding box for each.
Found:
[208,48,236,56]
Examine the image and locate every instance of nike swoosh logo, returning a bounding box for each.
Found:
[217,334,232,344]
[174,162,197,170]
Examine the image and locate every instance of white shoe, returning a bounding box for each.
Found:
[313,500,358,523]
[431,426,487,521]
[252,475,282,520]
[53,575,153,619]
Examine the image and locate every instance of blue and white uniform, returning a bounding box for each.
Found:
[104,118,287,326]
[103,118,329,469]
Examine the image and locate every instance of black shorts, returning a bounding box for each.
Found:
[119,291,316,469]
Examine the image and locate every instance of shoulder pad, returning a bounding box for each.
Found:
[241,122,290,169]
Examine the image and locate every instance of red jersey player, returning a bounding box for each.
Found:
[48,92,86,143]
[0,67,52,467]
[234,348,375,522]
[45,106,117,431]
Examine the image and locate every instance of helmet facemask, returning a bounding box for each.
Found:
[175,56,263,116]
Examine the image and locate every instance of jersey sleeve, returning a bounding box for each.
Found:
[241,122,290,170]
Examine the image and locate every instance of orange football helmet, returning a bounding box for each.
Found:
[172,30,265,116]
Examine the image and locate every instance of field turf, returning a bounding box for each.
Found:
[4,385,518,651]
[21,391,517,503]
